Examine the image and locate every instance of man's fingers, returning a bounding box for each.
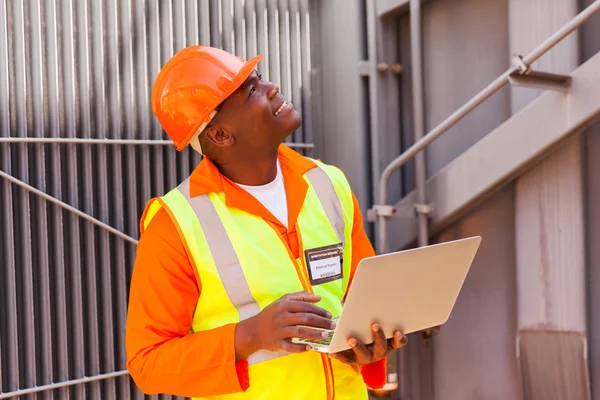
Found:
[280,340,311,354]
[283,311,335,330]
[391,331,408,349]
[284,326,332,341]
[348,337,371,362]
[285,291,322,303]
[371,324,387,359]
[285,301,333,320]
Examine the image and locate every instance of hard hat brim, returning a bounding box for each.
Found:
[176,53,264,151]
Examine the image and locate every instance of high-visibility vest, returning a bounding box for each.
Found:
[141,160,369,400]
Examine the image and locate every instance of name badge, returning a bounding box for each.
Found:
[304,243,343,286]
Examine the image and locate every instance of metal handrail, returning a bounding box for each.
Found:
[373,0,600,254]
[0,370,129,399]
[0,169,139,245]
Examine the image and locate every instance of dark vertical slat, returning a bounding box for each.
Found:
[89,1,116,399]
[209,0,221,48]
[158,1,177,191]
[61,0,86,398]
[245,0,257,59]
[132,6,151,393]
[288,0,304,144]
[267,0,280,84]
[75,1,101,398]
[147,0,165,197]
[234,0,245,58]
[222,0,234,52]
[0,0,19,393]
[277,0,294,144]
[198,0,211,46]
[45,0,70,398]
[108,0,130,398]
[11,1,37,395]
[256,0,268,77]
[299,0,312,147]
[29,1,54,398]
[173,0,190,185]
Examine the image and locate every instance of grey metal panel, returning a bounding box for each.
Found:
[585,121,600,400]
[431,186,522,400]
[0,0,316,398]
[421,0,511,178]
[308,0,371,216]
[387,50,600,252]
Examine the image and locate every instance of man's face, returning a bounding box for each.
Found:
[212,70,302,156]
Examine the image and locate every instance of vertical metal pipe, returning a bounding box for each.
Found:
[76,1,102,398]
[277,0,293,144]
[267,0,279,83]
[244,0,257,60]
[12,1,38,396]
[107,1,130,398]
[173,0,190,188]
[159,1,177,191]
[298,0,312,150]
[234,0,245,58]
[65,0,90,397]
[90,0,116,398]
[0,0,19,392]
[209,0,222,48]
[29,1,54,398]
[199,0,211,46]
[256,0,268,78]
[222,0,234,53]
[410,0,428,249]
[148,0,165,197]
[288,0,303,145]
[48,1,73,399]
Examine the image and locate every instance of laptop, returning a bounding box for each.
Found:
[292,236,482,353]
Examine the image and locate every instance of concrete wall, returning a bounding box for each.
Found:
[432,186,522,400]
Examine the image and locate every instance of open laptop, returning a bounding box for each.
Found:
[292,236,482,353]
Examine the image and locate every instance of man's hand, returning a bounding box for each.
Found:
[234,291,336,360]
[328,323,408,367]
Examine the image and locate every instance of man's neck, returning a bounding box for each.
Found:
[214,152,279,186]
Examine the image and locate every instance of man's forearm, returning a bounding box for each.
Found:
[127,323,249,397]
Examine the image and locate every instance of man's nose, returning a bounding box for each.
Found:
[267,83,280,100]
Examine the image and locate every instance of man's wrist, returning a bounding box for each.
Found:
[234,318,261,361]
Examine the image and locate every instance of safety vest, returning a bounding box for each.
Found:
[141,160,369,400]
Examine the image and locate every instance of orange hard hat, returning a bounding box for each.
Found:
[152,46,262,151]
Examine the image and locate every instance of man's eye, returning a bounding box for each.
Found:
[249,86,257,97]
[257,73,262,80]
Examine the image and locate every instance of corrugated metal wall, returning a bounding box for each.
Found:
[0,0,314,398]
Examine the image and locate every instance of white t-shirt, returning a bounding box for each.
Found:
[237,161,288,228]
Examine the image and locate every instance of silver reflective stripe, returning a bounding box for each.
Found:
[305,167,346,246]
[247,349,289,365]
[177,179,261,322]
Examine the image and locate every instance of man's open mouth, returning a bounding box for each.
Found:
[274,101,288,116]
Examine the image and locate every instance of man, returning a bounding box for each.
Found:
[126,46,407,400]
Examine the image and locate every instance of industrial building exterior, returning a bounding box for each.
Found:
[1,0,599,399]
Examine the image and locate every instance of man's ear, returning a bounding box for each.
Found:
[203,125,234,148]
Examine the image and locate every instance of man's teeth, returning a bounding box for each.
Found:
[275,101,287,116]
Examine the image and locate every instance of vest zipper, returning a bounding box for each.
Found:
[267,221,335,400]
